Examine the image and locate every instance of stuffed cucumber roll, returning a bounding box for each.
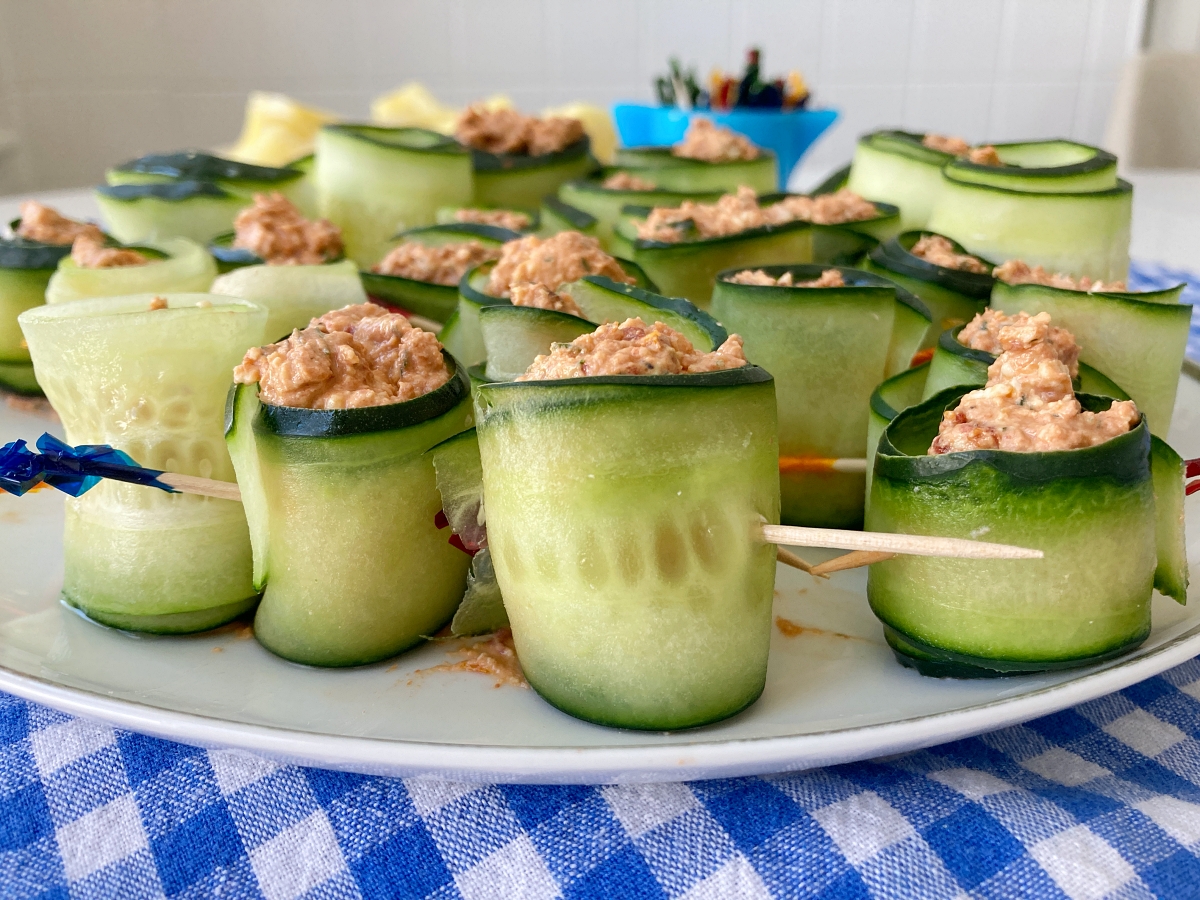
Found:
[612,119,778,194]
[106,151,312,214]
[476,317,778,729]
[226,302,473,666]
[758,191,902,265]
[867,310,1169,676]
[712,264,931,528]
[441,231,648,367]
[928,173,1132,283]
[316,125,473,267]
[20,294,267,632]
[538,196,601,240]
[847,131,1002,231]
[361,222,519,324]
[863,232,993,334]
[558,172,723,250]
[941,140,1118,194]
[0,202,97,394]
[618,186,817,309]
[45,236,216,305]
[96,181,247,245]
[436,206,537,233]
[208,194,360,338]
[454,105,597,209]
[989,267,1190,437]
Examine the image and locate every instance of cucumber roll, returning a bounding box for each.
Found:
[207,192,345,274]
[759,192,901,265]
[95,182,247,245]
[226,303,474,666]
[712,265,931,528]
[863,232,993,334]
[941,140,1118,194]
[612,119,778,194]
[847,131,961,231]
[990,277,1190,436]
[435,207,537,233]
[866,362,930,503]
[441,232,650,367]
[106,151,312,214]
[0,204,90,394]
[211,259,367,341]
[476,318,778,729]
[45,236,217,305]
[538,196,600,239]
[558,173,723,250]
[20,294,268,633]
[866,308,1176,676]
[927,174,1133,282]
[315,125,473,267]
[362,223,519,325]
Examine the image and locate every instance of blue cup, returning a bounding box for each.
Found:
[612,103,839,191]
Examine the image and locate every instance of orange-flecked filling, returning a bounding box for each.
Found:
[486,232,632,297]
[374,241,499,286]
[232,193,342,266]
[17,201,104,245]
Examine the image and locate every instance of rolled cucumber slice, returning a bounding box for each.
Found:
[557,176,723,250]
[618,213,813,310]
[927,174,1133,282]
[1150,436,1188,604]
[479,306,594,382]
[471,137,597,210]
[208,228,347,274]
[611,146,778,194]
[0,237,69,391]
[360,222,519,324]
[847,131,953,232]
[990,280,1190,436]
[475,366,779,729]
[711,264,930,528]
[862,231,993,334]
[21,294,268,633]
[45,237,217,305]
[943,140,1117,194]
[226,357,474,666]
[316,125,473,268]
[866,362,930,505]
[106,151,310,212]
[442,258,657,369]
[868,387,1156,675]
[758,192,902,265]
[210,258,367,342]
[96,181,247,245]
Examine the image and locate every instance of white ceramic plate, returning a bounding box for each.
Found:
[1,369,1198,784]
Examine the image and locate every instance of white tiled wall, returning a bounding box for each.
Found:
[0,0,1144,193]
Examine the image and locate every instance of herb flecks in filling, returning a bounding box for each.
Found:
[993,259,1125,293]
[374,241,499,286]
[234,302,449,410]
[232,193,343,266]
[520,317,746,380]
[932,311,1137,454]
[486,232,632,297]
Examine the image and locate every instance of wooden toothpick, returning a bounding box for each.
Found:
[758,522,1043,561]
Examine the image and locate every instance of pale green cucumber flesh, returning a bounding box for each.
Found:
[225,384,271,590]
[0,266,53,361]
[865,362,929,507]
[557,179,722,250]
[944,140,1117,194]
[480,305,594,381]
[361,272,458,323]
[95,188,245,244]
[475,373,779,729]
[472,153,597,210]
[251,396,474,666]
[631,225,813,310]
[538,196,598,237]
[451,548,509,636]
[68,595,258,636]
[848,134,948,232]
[1151,435,1189,604]
[860,256,986,336]
[209,259,367,340]
[991,280,1190,435]
[868,390,1155,667]
[561,276,726,351]
[45,238,217,305]
[610,149,778,194]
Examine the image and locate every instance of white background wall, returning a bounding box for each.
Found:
[0,0,1147,193]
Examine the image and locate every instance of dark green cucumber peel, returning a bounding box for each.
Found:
[613,144,777,170]
[469,136,592,172]
[540,195,598,231]
[0,236,72,270]
[479,305,595,382]
[622,207,812,251]
[869,232,995,300]
[870,362,931,424]
[257,352,469,438]
[942,170,1134,200]
[944,140,1116,182]
[71,596,260,636]
[561,173,723,204]
[1151,435,1189,604]
[811,164,852,196]
[572,275,726,347]
[323,124,467,156]
[394,221,522,245]
[871,386,1156,675]
[716,263,932,316]
[96,181,233,202]
[110,151,303,184]
[859,130,955,165]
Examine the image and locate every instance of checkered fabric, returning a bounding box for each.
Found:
[4,259,1200,899]
[1127,259,1200,362]
[4,658,1200,899]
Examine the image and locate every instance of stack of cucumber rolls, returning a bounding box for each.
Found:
[712,264,931,528]
[225,303,474,666]
[362,222,521,324]
[20,294,268,632]
[315,125,473,267]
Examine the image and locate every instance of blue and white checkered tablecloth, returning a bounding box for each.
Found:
[5,260,1200,900]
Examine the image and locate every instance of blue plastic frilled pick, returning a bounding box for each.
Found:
[0,433,176,497]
